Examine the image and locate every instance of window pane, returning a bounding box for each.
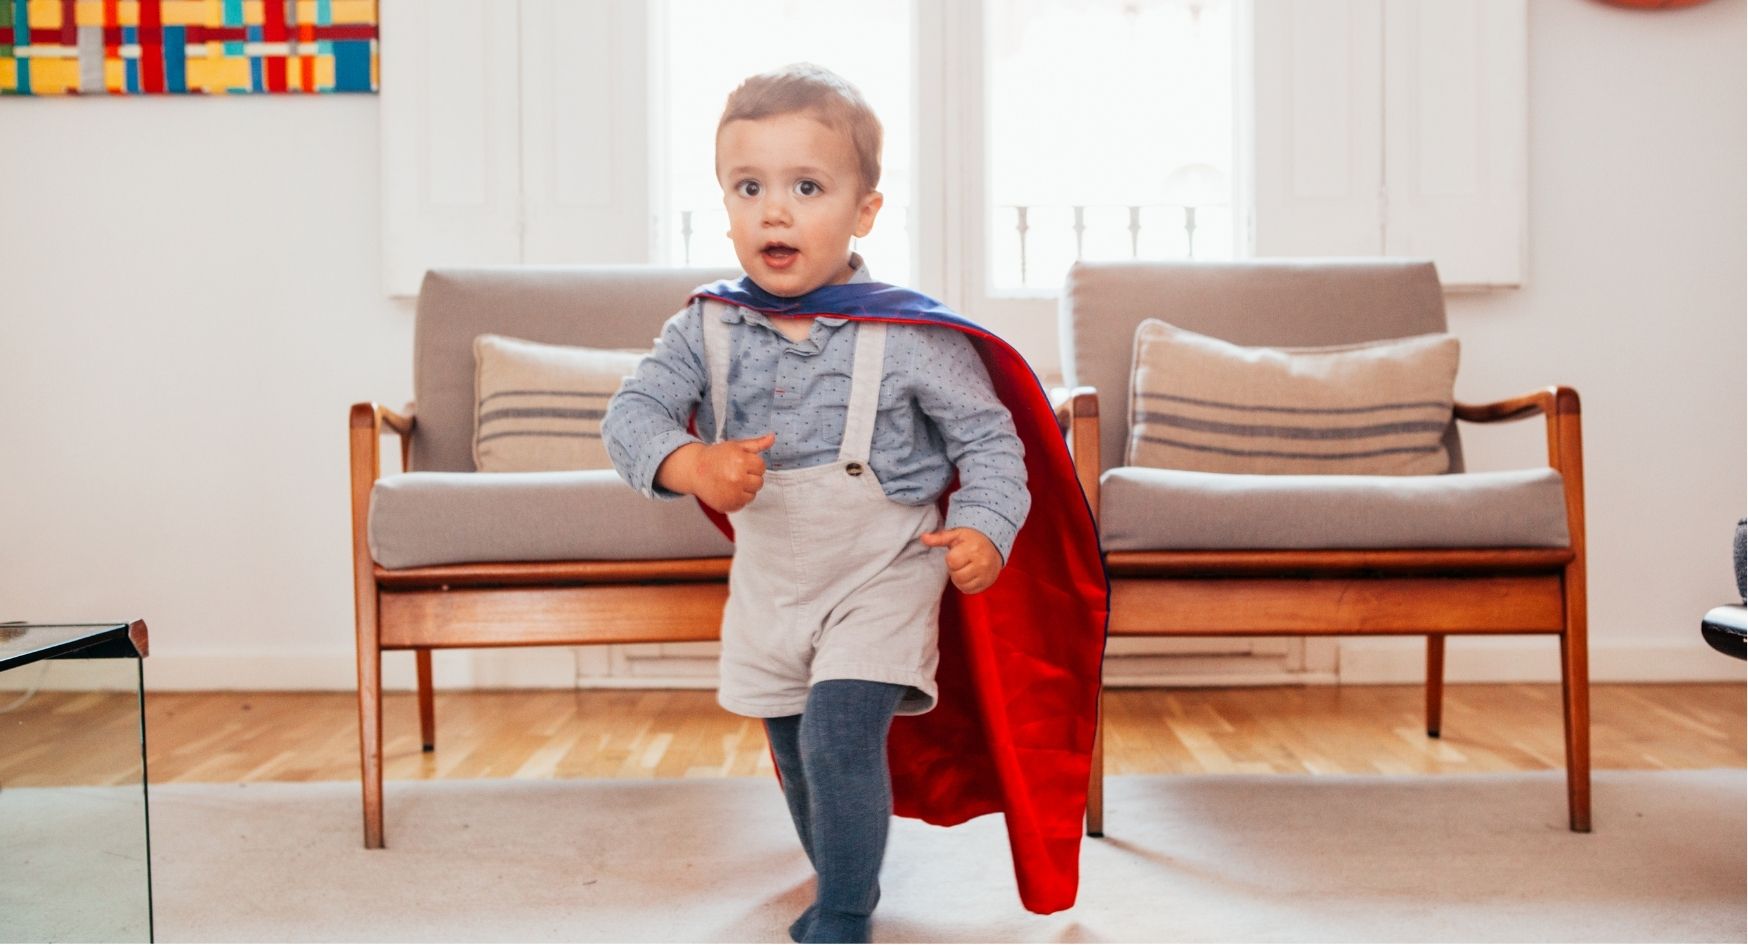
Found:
[660,1,914,287]
[987,0,1235,291]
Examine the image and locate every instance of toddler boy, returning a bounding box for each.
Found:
[602,63,1027,943]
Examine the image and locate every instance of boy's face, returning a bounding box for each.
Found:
[716,113,883,298]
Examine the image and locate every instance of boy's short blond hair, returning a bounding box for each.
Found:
[716,63,883,196]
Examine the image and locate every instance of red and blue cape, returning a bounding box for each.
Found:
[687,276,1110,915]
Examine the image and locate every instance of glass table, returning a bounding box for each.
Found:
[0,621,152,943]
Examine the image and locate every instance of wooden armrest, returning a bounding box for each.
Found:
[350,401,416,438]
[349,401,416,473]
[1053,384,1099,430]
[349,402,417,578]
[378,403,415,437]
[1454,386,1579,424]
[1056,386,1102,518]
[1452,385,1582,476]
[1455,386,1586,560]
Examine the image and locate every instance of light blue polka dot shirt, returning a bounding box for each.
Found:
[601,253,1029,563]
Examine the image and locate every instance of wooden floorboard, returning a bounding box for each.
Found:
[0,684,1740,787]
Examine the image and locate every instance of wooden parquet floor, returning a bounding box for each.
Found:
[1,683,1740,787]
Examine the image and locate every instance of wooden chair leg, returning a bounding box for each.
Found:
[355,589,385,849]
[1425,633,1445,738]
[1086,688,1105,838]
[416,648,436,752]
[1560,567,1592,832]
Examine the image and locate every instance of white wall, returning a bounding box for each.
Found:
[2,0,1742,692]
[0,97,424,690]
[1338,0,1746,684]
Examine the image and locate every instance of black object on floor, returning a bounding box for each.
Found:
[1701,605,1746,661]
[1701,516,1747,661]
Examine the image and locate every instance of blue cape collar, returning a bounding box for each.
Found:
[689,274,983,334]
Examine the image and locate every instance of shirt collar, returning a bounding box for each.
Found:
[719,252,872,327]
[845,250,872,285]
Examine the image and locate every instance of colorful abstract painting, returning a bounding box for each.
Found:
[1,0,378,95]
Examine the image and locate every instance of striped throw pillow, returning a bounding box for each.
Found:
[472,334,650,473]
[1126,319,1459,475]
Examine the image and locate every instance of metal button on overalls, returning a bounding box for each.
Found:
[846,462,863,476]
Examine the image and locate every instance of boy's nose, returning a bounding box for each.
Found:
[759,190,794,216]
[761,200,791,225]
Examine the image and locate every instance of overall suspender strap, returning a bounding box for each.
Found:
[837,321,887,465]
[700,302,731,443]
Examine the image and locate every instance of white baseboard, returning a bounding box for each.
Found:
[1335,638,1747,684]
[6,639,1740,693]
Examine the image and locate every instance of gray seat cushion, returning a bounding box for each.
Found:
[1099,466,1570,551]
[368,471,734,569]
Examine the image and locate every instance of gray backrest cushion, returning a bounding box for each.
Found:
[1059,258,1466,476]
[412,266,741,472]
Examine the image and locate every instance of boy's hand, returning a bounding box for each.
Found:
[664,432,775,513]
[919,527,1002,594]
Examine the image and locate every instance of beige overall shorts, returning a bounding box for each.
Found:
[701,303,949,719]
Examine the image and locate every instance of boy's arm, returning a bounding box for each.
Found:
[602,302,709,501]
[910,328,1030,565]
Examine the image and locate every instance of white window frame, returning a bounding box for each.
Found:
[1250,0,1527,288]
[923,0,1527,376]
[915,0,1252,378]
[379,0,654,296]
[383,0,1525,301]
[914,0,1062,374]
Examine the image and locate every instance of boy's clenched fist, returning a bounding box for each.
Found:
[920,527,1002,594]
[656,432,776,513]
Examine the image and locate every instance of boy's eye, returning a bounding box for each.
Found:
[795,180,821,197]
[735,180,760,197]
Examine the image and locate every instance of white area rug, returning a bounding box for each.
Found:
[6,770,1744,943]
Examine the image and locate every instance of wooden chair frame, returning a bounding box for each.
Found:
[347,401,730,848]
[1052,385,1591,836]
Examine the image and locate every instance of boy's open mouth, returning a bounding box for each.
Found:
[762,243,799,267]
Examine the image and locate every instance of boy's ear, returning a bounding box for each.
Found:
[853,190,884,238]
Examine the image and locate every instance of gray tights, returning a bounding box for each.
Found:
[763,679,906,944]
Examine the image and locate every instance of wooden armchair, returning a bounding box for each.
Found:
[348,266,737,848]
[1054,259,1590,836]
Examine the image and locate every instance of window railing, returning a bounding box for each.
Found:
[671,200,1230,288]
[996,202,1232,288]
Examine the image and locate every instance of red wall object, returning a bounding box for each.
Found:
[1591,0,1716,8]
